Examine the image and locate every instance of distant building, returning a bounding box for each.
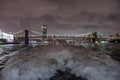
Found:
[0,31,14,43]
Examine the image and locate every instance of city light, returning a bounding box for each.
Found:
[0,30,14,42]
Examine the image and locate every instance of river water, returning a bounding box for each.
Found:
[0,44,120,80]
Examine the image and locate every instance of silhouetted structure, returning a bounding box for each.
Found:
[25,30,29,46]
[92,32,97,43]
[0,39,7,43]
[110,33,120,43]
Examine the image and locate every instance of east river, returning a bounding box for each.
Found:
[0,43,120,80]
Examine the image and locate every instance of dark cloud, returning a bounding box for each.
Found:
[0,0,120,34]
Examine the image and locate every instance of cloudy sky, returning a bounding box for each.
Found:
[0,0,120,35]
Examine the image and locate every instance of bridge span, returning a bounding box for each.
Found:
[12,29,120,46]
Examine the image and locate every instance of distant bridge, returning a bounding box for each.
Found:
[12,29,120,45]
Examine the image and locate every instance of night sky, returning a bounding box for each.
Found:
[0,0,120,35]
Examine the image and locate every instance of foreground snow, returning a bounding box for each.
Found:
[0,46,120,80]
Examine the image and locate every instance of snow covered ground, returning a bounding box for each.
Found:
[0,45,120,80]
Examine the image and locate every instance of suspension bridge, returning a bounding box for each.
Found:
[0,25,120,45]
[12,30,119,45]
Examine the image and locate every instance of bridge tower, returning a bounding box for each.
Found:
[25,30,29,46]
[92,31,98,43]
[41,25,47,39]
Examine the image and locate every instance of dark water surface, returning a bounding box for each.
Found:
[0,44,120,80]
